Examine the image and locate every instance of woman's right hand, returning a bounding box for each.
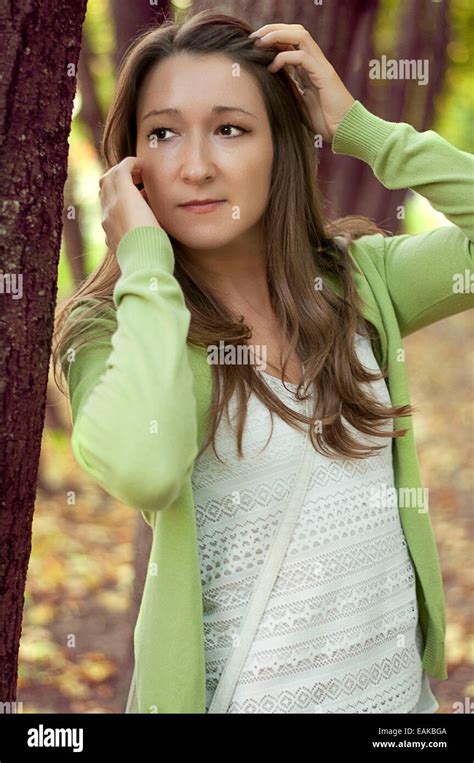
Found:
[99,156,161,253]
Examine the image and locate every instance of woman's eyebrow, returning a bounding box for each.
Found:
[141,105,257,122]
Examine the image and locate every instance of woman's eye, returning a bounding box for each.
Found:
[217,124,248,138]
[146,124,248,142]
[148,127,173,142]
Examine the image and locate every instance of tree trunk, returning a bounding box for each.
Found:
[111,0,170,67]
[77,31,105,159]
[0,0,87,707]
[62,172,87,286]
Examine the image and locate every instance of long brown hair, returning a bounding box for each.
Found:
[52,8,414,463]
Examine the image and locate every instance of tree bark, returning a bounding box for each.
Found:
[111,0,170,67]
[77,31,105,158]
[62,172,87,286]
[0,0,87,706]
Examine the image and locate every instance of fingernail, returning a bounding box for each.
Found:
[248,31,258,38]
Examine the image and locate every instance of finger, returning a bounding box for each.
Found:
[249,23,308,37]
[116,156,145,187]
[268,50,329,86]
[251,26,329,68]
[295,63,314,89]
[119,156,144,170]
[259,40,300,53]
[252,27,306,46]
[118,156,144,179]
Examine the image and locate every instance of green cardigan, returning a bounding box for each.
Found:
[66,100,473,713]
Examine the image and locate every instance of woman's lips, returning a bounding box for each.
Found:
[178,201,226,214]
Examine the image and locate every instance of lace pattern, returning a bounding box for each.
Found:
[191,333,439,713]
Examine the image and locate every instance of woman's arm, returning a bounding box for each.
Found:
[332,100,474,336]
[252,22,473,336]
[65,226,198,518]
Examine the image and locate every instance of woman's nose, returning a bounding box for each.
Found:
[179,139,215,182]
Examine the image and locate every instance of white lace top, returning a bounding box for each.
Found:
[191,333,440,714]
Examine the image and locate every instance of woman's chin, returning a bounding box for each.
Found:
[166,226,239,251]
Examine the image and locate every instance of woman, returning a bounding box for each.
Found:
[53,10,473,713]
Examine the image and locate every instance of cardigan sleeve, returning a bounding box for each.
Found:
[64,225,199,517]
[332,100,474,336]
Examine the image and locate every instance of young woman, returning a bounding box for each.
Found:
[53,10,473,714]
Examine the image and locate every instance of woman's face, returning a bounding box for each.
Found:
[135,52,274,251]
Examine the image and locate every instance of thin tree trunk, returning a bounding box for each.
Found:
[111,0,170,67]
[62,173,87,286]
[78,31,105,158]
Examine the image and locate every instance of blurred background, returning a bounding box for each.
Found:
[22,0,473,712]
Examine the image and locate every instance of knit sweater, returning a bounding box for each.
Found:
[65,100,474,713]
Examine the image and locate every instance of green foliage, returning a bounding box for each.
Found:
[435,0,474,152]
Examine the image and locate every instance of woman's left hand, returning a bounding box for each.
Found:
[249,23,355,143]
